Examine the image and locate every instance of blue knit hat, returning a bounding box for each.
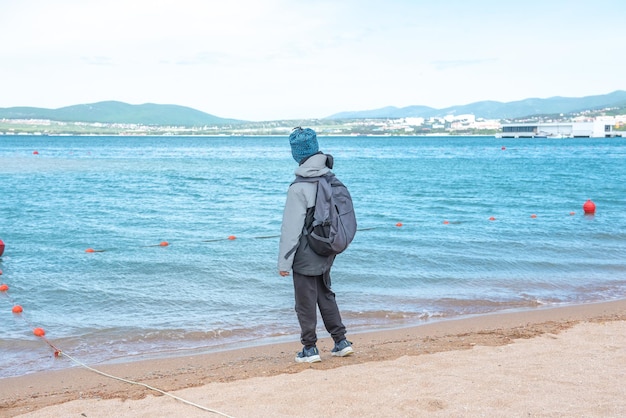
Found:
[289,127,319,163]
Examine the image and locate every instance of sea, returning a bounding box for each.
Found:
[1,134,625,379]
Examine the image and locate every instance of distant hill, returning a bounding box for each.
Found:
[0,101,245,126]
[326,90,626,120]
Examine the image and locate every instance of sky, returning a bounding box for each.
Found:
[1,0,625,121]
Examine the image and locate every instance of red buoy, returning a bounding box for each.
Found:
[0,284,8,292]
[228,235,236,240]
[33,328,46,337]
[159,241,169,247]
[0,239,5,257]
[12,305,23,314]
[395,222,403,227]
[583,199,596,214]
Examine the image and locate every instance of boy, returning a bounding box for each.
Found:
[278,127,353,363]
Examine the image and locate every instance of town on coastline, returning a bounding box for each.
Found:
[1,110,625,138]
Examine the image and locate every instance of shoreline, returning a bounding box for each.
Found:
[2,298,626,416]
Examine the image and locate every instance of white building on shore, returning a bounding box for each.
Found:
[499,118,621,138]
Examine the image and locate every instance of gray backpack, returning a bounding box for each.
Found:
[292,173,357,256]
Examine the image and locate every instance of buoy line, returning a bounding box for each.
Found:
[83,228,378,252]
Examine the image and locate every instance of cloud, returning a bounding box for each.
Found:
[431,58,498,71]
[81,56,115,66]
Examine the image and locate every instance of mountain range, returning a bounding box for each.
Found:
[1,91,625,126]
[327,90,626,120]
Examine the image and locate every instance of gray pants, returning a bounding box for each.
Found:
[293,270,347,347]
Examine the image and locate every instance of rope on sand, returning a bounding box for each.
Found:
[1,286,235,417]
[59,351,236,418]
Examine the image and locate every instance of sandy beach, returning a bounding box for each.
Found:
[2,299,626,417]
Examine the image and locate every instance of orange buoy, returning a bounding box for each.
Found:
[395,222,403,227]
[443,220,449,225]
[583,199,596,214]
[228,235,236,240]
[0,284,8,292]
[12,305,23,314]
[0,238,5,256]
[489,217,496,221]
[33,328,46,337]
[159,241,169,247]
[569,211,576,216]
[85,248,95,253]
[530,214,537,218]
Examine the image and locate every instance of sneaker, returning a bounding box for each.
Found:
[331,339,354,357]
[295,346,321,363]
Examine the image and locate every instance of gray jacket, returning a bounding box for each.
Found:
[278,153,335,275]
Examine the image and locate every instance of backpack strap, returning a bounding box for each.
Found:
[292,174,334,227]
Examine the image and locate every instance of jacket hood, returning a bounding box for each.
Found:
[294,153,332,178]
